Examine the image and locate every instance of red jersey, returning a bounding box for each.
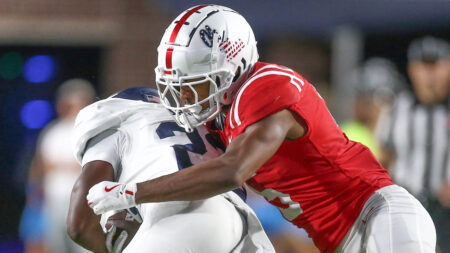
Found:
[223,62,393,252]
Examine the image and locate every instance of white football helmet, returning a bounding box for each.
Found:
[155,4,258,132]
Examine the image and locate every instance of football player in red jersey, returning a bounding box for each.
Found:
[87,5,437,252]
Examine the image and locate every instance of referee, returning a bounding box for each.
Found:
[379,36,449,252]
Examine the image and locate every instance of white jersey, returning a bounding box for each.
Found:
[72,87,274,253]
[79,102,224,185]
[73,87,229,218]
[74,87,224,180]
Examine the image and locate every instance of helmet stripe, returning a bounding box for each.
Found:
[165,4,208,71]
[165,47,174,70]
[169,4,208,43]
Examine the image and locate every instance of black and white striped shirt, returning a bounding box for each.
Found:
[379,91,449,200]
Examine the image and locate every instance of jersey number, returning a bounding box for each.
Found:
[156,122,223,170]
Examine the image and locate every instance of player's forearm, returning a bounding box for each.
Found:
[67,209,108,252]
[67,161,115,252]
[135,156,239,203]
[68,225,107,253]
[135,111,296,204]
[135,113,292,204]
[67,181,108,253]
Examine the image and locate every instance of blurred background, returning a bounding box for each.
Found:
[0,1,449,252]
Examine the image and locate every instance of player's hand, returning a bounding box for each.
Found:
[87,181,137,215]
[104,209,142,252]
[105,225,128,253]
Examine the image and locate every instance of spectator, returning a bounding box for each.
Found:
[341,58,405,160]
[20,79,95,253]
[378,36,450,252]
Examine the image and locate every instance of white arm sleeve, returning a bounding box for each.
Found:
[81,129,124,177]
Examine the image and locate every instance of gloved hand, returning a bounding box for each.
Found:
[105,224,128,253]
[87,181,137,215]
[103,208,143,252]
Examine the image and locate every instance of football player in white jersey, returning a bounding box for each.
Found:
[66,87,274,252]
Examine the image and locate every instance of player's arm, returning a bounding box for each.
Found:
[67,160,114,253]
[133,109,304,202]
[87,109,304,214]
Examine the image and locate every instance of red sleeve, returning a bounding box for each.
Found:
[228,73,303,136]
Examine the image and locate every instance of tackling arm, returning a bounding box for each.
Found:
[134,109,305,203]
[67,161,114,253]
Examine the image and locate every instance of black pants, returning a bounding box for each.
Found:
[427,199,450,253]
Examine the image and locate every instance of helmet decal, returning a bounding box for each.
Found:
[224,39,245,61]
[241,58,247,70]
[168,5,208,44]
[165,47,174,73]
[200,25,221,48]
[165,5,208,73]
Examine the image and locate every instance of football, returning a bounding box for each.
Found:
[106,210,141,249]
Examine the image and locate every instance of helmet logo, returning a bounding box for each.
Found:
[199,25,222,48]
[198,25,245,61]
